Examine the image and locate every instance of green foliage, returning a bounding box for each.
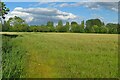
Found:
[81,20,84,28]
[6,16,29,32]
[71,21,80,33]
[46,21,55,32]
[99,26,108,33]
[106,23,118,34]
[56,20,66,32]
[86,19,103,28]
[2,16,119,34]
[92,25,99,33]
[58,20,63,27]
[79,26,85,33]
[0,25,1,32]
[0,2,10,19]
[56,25,66,32]
[0,2,10,32]
[64,22,70,32]
[2,35,27,78]
[8,16,25,26]
[85,19,103,33]
[2,21,10,31]
[118,24,120,34]
[0,2,119,34]
[85,26,94,33]
[79,21,85,33]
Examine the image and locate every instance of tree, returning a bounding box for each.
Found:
[106,23,118,34]
[85,19,103,33]
[118,24,120,34]
[79,20,85,33]
[99,26,108,33]
[92,25,99,33]
[58,20,63,27]
[7,16,28,32]
[2,21,10,31]
[46,21,55,32]
[0,2,10,31]
[81,20,84,28]
[29,25,37,32]
[63,22,70,32]
[0,2,10,23]
[71,21,81,33]
[85,26,94,33]
[56,20,65,32]
[0,23,1,31]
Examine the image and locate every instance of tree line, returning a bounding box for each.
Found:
[0,2,119,34]
[0,16,119,34]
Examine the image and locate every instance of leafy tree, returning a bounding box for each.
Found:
[71,21,81,33]
[0,2,10,31]
[58,22,70,32]
[29,25,37,32]
[46,21,55,32]
[92,25,99,33]
[0,24,1,31]
[56,20,65,32]
[79,26,84,33]
[0,2,10,23]
[7,16,28,32]
[81,20,84,28]
[2,21,10,31]
[58,20,63,27]
[85,26,94,33]
[99,26,108,33]
[117,24,120,34]
[64,22,70,32]
[79,20,85,33]
[85,19,103,32]
[106,23,118,34]
[41,25,50,32]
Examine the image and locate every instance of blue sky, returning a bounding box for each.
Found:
[5,2,118,25]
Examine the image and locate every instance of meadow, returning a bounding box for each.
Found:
[1,32,118,78]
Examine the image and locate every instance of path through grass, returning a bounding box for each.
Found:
[2,33,118,78]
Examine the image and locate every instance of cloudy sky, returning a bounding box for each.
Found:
[4,2,118,25]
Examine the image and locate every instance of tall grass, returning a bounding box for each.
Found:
[1,33,118,78]
[20,33,118,78]
[2,34,27,78]
[0,34,2,79]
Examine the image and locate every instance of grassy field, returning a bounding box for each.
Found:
[1,32,118,78]
[0,35,2,79]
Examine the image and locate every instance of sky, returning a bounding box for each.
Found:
[4,1,118,25]
[2,0,120,2]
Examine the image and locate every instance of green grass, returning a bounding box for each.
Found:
[0,34,2,79]
[2,34,27,78]
[2,33,118,78]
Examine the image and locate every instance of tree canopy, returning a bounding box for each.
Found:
[1,15,119,34]
[0,2,10,19]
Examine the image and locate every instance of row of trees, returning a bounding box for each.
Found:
[1,16,119,34]
[0,2,119,34]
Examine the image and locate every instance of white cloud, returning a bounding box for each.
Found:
[87,0,119,2]
[29,2,118,12]
[59,3,70,7]
[29,2,49,7]
[6,7,77,25]
[58,2,118,12]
